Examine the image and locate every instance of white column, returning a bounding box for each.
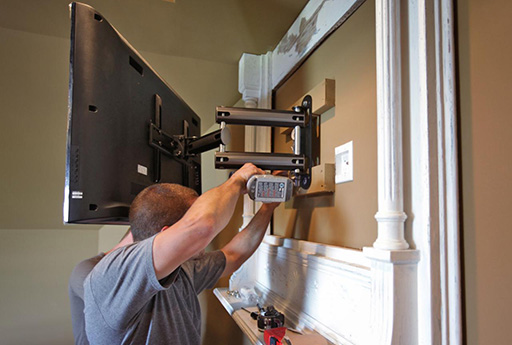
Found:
[237,52,273,228]
[364,0,420,343]
[373,0,409,251]
[238,53,261,228]
[229,52,272,291]
[254,52,272,153]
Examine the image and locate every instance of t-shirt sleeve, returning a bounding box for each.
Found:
[68,254,103,343]
[183,250,226,294]
[84,235,178,330]
[69,254,104,300]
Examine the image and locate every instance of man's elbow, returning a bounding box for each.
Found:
[182,213,216,241]
[221,250,246,277]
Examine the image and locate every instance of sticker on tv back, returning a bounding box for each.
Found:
[71,191,83,199]
[137,164,148,176]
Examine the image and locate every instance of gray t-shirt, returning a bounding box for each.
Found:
[69,252,106,345]
[84,235,226,345]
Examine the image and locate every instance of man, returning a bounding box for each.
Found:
[68,229,133,345]
[84,163,278,344]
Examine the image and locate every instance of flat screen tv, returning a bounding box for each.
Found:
[64,2,202,224]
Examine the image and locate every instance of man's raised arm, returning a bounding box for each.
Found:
[152,163,265,280]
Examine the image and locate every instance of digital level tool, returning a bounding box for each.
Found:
[247,175,293,203]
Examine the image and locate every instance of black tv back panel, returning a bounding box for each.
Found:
[64,2,201,224]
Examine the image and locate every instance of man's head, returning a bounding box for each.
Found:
[129,183,198,242]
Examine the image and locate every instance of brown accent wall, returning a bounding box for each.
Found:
[273,0,376,249]
[457,0,512,343]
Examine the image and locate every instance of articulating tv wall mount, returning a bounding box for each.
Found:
[149,94,231,182]
[215,95,320,189]
[149,94,320,190]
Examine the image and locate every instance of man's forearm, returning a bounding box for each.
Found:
[181,177,243,235]
[221,203,277,277]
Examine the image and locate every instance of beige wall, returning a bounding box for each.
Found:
[0,26,239,344]
[458,0,512,344]
[273,0,376,249]
[142,52,240,131]
[0,27,98,345]
[0,229,98,344]
[0,28,87,231]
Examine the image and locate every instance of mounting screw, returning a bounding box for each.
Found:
[300,175,311,189]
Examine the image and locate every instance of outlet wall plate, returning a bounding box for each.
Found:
[335,141,353,184]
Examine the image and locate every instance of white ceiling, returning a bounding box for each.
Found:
[0,0,308,64]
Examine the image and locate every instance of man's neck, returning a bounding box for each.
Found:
[106,231,134,254]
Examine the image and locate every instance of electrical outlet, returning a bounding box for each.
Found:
[335,141,353,184]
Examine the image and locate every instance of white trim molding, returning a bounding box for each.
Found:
[405,0,462,343]
[363,247,420,344]
[272,0,365,89]
[256,237,373,344]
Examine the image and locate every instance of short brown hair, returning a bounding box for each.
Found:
[129,183,198,241]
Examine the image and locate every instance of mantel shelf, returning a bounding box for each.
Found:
[213,287,332,345]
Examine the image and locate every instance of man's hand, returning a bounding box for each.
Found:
[261,202,280,212]
[271,170,289,177]
[229,163,265,193]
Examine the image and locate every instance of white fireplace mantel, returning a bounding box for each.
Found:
[216,0,461,344]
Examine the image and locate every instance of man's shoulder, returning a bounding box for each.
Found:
[83,235,173,337]
[77,253,105,269]
[70,253,105,282]
[87,236,157,283]
[69,252,105,295]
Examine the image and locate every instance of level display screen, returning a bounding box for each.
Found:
[256,181,286,199]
